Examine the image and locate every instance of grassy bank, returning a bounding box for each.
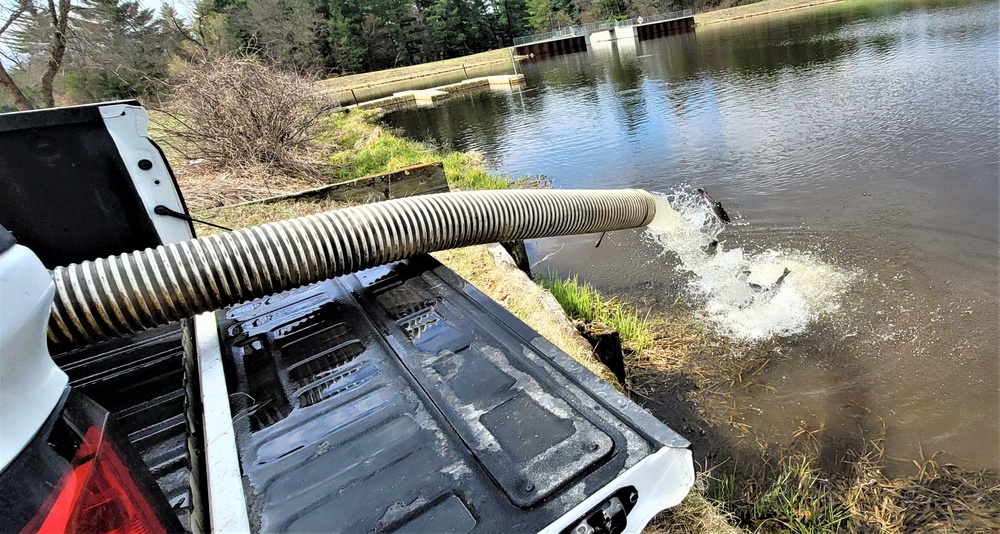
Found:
[694,0,850,26]
[542,275,657,352]
[184,109,524,230]
[542,276,1000,533]
[321,111,516,190]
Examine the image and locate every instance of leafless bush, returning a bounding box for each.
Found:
[160,55,337,175]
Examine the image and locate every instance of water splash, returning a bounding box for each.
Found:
[645,190,853,341]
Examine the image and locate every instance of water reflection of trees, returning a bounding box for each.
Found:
[383,91,513,156]
[603,42,648,136]
[639,2,915,86]
[522,54,602,97]
[384,0,924,162]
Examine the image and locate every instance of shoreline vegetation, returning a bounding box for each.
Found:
[157,1,998,530]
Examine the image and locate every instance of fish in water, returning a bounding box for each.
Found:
[694,188,731,224]
[703,239,719,255]
[749,268,791,293]
[741,268,791,309]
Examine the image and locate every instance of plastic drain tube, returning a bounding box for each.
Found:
[48,188,657,348]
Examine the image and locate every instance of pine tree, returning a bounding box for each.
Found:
[229,0,327,74]
[494,0,529,44]
[526,0,554,31]
[326,0,365,72]
[64,0,169,100]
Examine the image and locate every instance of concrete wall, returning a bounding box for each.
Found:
[590,26,636,43]
[589,29,613,44]
[634,16,696,41]
[514,36,588,60]
[514,15,695,61]
[324,62,515,107]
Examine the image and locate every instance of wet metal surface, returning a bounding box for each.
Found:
[217,255,683,532]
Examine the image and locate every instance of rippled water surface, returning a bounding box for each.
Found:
[384,0,1000,471]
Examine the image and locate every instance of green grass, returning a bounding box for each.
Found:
[745,455,850,533]
[540,274,655,352]
[324,110,518,190]
[188,108,525,227]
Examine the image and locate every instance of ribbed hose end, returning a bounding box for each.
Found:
[48,188,658,349]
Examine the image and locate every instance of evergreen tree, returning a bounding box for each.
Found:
[428,0,498,58]
[63,0,169,100]
[428,0,467,58]
[526,0,554,31]
[326,0,365,72]
[229,0,327,74]
[494,0,529,44]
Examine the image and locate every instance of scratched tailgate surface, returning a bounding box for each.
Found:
[218,255,681,533]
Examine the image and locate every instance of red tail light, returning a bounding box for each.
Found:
[21,425,168,534]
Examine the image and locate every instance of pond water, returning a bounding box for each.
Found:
[383,0,1000,472]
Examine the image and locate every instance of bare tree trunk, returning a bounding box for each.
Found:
[0,0,34,108]
[38,0,71,108]
[0,64,35,110]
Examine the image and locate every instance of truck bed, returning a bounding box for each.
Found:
[213,254,690,532]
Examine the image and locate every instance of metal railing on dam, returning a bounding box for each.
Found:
[512,9,693,46]
[512,27,587,46]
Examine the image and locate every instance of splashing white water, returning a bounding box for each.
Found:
[645,190,853,341]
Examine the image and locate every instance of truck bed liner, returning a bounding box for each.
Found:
[217,255,688,532]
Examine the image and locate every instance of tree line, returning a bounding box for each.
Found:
[1,0,743,110]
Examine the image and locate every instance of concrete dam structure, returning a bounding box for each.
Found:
[513,10,695,60]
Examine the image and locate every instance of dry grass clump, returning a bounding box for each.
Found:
[161,55,335,169]
[153,101,528,209]
[174,164,324,211]
[627,313,714,377]
[671,426,1000,533]
[645,471,742,533]
[844,443,1000,533]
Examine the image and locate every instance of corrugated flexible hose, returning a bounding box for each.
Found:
[48,189,657,348]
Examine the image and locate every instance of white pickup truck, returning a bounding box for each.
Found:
[0,101,693,533]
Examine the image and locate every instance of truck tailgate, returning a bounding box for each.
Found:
[213,255,691,532]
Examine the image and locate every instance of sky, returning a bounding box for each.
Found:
[140,0,193,19]
[1,0,192,68]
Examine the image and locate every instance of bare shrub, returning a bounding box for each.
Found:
[159,55,336,176]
